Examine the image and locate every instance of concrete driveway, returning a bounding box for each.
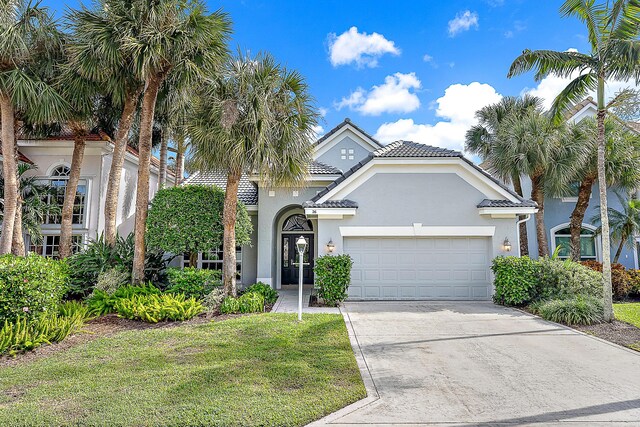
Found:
[315,301,640,426]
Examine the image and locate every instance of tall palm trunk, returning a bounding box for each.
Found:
[222,168,241,296]
[0,93,17,254]
[613,235,626,264]
[158,131,168,189]
[569,175,596,261]
[512,173,529,256]
[104,90,140,247]
[58,135,86,259]
[11,202,24,256]
[531,174,549,257]
[597,76,613,322]
[174,136,184,186]
[132,75,163,284]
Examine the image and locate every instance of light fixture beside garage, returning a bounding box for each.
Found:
[503,237,512,252]
[326,239,335,253]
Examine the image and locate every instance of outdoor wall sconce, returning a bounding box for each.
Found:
[326,239,335,253]
[503,237,512,252]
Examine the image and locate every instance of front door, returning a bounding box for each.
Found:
[281,235,314,285]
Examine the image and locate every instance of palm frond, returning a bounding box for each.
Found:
[508,49,594,80]
[549,72,598,123]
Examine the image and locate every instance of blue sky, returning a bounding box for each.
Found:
[42,0,619,151]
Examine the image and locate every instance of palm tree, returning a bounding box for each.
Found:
[466,95,543,255]
[0,163,60,255]
[492,109,589,256]
[508,0,640,321]
[592,192,640,264]
[188,53,320,296]
[568,118,640,261]
[0,0,67,254]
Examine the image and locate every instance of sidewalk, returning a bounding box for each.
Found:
[271,285,340,314]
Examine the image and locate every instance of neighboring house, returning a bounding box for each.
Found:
[522,97,640,268]
[0,131,173,257]
[186,119,537,300]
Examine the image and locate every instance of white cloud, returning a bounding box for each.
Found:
[318,107,328,117]
[448,10,479,37]
[328,27,400,68]
[374,82,502,151]
[335,72,422,116]
[423,54,433,62]
[312,125,325,140]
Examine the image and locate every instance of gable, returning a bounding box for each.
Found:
[315,135,372,173]
[314,120,381,159]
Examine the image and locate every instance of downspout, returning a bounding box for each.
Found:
[516,214,532,257]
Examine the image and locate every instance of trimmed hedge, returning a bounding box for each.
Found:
[0,254,69,323]
[166,267,221,299]
[314,254,353,306]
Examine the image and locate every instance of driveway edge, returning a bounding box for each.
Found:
[306,305,379,426]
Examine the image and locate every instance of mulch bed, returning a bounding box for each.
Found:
[574,320,640,350]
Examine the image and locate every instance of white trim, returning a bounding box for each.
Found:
[550,222,600,261]
[304,207,357,218]
[478,207,538,216]
[561,197,579,203]
[568,103,597,124]
[316,158,521,205]
[313,124,380,158]
[339,224,496,237]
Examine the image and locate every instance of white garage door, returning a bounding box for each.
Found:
[345,237,492,300]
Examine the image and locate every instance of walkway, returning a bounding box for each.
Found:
[271,285,340,314]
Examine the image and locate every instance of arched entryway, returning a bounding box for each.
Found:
[280,214,315,285]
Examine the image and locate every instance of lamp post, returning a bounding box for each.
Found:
[296,236,308,322]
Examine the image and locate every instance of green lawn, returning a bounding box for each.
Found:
[614,303,640,328]
[0,313,366,427]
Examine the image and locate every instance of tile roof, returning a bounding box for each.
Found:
[309,160,342,175]
[315,118,384,148]
[0,147,33,164]
[477,199,538,208]
[564,96,597,120]
[184,171,258,205]
[302,199,358,209]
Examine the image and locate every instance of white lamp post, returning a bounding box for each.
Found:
[296,236,308,322]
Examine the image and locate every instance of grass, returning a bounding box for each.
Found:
[0,313,366,427]
[614,302,640,328]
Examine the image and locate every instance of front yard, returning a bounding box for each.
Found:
[0,313,366,427]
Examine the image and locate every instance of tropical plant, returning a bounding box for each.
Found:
[0,163,60,255]
[202,288,225,313]
[508,0,640,321]
[244,282,279,305]
[86,283,161,316]
[219,291,265,314]
[466,95,543,255]
[146,185,252,266]
[591,192,640,264]
[532,295,604,326]
[189,52,319,296]
[166,267,222,299]
[567,118,640,261]
[0,0,68,254]
[113,293,204,323]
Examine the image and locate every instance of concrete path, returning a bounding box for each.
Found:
[313,301,640,426]
[271,285,340,314]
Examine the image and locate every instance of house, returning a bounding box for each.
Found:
[185,119,537,300]
[1,131,174,257]
[522,97,640,268]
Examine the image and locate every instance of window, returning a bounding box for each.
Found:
[183,246,242,279]
[282,214,313,232]
[42,165,88,225]
[29,234,83,259]
[552,225,597,260]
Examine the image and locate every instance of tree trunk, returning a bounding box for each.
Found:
[613,236,625,264]
[11,202,24,256]
[512,173,529,256]
[0,93,17,254]
[132,75,164,284]
[189,251,198,267]
[597,76,613,322]
[222,168,241,297]
[569,175,596,261]
[174,137,184,186]
[158,131,168,190]
[59,135,86,259]
[531,174,549,257]
[104,90,140,247]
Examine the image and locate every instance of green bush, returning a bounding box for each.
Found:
[202,288,225,313]
[95,266,130,295]
[57,301,91,320]
[219,292,265,314]
[492,256,539,306]
[166,267,221,299]
[0,254,69,323]
[113,294,204,323]
[86,284,161,316]
[581,261,631,300]
[628,269,640,296]
[533,296,604,326]
[314,254,353,306]
[244,282,278,305]
[538,258,603,300]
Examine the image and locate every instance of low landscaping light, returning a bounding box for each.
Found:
[326,238,335,253]
[503,237,512,252]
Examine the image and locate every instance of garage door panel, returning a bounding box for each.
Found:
[345,237,491,301]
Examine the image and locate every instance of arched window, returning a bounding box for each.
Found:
[551,224,597,261]
[43,164,87,226]
[282,214,313,232]
[50,165,70,177]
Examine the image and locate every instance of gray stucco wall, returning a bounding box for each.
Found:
[315,135,372,172]
[240,213,258,287]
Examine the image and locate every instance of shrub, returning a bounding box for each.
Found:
[580,261,631,300]
[0,254,69,323]
[492,256,539,306]
[244,282,278,305]
[86,284,161,316]
[95,266,130,295]
[113,294,204,323]
[538,258,602,300]
[628,269,640,296]
[314,254,353,306]
[220,292,265,314]
[534,296,604,326]
[58,301,91,320]
[166,267,221,299]
[202,288,225,313]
